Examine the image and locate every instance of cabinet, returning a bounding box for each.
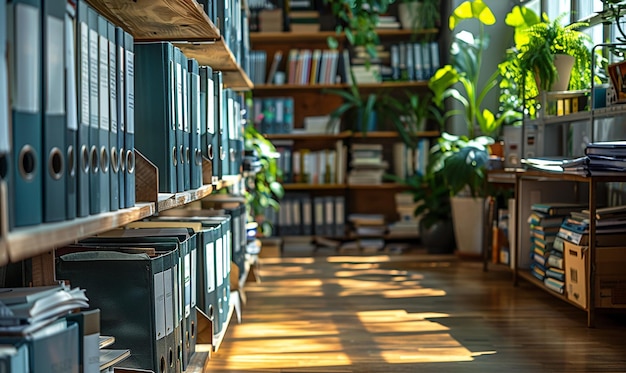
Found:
[250,29,441,243]
[1,0,251,370]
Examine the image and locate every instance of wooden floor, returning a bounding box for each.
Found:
[206,247,626,372]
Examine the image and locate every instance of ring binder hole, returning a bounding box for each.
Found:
[126,149,135,174]
[119,148,125,172]
[172,146,178,166]
[180,145,185,164]
[80,145,89,173]
[185,147,190,165]
[191,320,195,338]
[220,146,225,160]
[0,154,7,180]
[168,347,173,368]
[230,148,235,161]
[208,144,214,160]
[19,145,36,181]
[208,304,214,319]
[185,330,190,349]
[195,149,202,165]
[110,147,119,173]
[160,356,165,373]
[67,146,75,178]
[48,147,64,180]
[99,147,109,173]
[89,146,99,174]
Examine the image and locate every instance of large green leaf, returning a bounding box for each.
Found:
[449,0,495,30]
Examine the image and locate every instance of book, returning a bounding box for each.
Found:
[266,50,282,85]
[531,202,586,216]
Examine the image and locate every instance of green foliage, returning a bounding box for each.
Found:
[243,124,284,236]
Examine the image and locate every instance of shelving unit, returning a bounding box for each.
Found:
[514,170,626,327]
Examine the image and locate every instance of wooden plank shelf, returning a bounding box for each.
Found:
[249,28,439,43]
[265,131,352,141]
[157,184,215,212]
[283,183,347,191]
[517,270,587,311]
[253,80,429,92]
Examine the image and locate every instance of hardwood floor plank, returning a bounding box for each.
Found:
[206,251,626,372]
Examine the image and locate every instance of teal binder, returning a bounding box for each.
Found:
[87,5,100,215]
[8,0,44,228]
[188,58,202,189]
[0,0,10,206]
[115,26,125,209]
[200,66,217,185]
[107,21,119,211]
[123,30,135,207]
[64,2,77,220]
[212,70,223,181]
[134,42,177,193]
[56,249,169,372]
[0,342,29,372]
[97,14,110,213]
[173,47,186,192]
[180,52,190,191]
[75,0,90,217]
[42,0,67,223]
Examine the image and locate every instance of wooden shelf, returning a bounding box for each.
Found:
[4,203,156,264]
[283,183,347,191]
[253,80,429,92]
[87,0,252,90]
[517,271,586,311]
[351,130,439,139]
[88,0,220,41]
[157,184,215,212]
[347,183,410,190]
[265,131,352,141]
[249,28,439,44]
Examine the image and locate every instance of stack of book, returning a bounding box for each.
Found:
[347,213,387,253]
[347,143,388,185]
[558,204,626,247]
[387,192,420,238]
[561,141,626,176]
[528,203,584,293]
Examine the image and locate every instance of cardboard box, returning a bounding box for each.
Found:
[564,240,587,308]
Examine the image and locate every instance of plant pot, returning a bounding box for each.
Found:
[356,110,378,132]
[450,195,486,258]
[534,54,575,92]
[419,219,455,254]
[398,2,422,30]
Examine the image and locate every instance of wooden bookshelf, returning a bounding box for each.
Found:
[283,183,347,191]
[249,28,439,43]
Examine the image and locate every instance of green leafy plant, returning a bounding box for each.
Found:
[398,0,441,34]
[243,124,284,236]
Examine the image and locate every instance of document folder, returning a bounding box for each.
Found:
[199,66,215,183]
[0,342,29,372]
[87,5,100,215]
[212,70,223,181]
[75,0,90,217]
[56,249,170,373]
[134,42,177,193]
[115,26,125,209]
[107,20,119,211]
[180,52,190,192]
[173,47,186,192]
[97,14,110,213]
[0,0,10,211]
[188,58,202,189]
[123,30,135,208]
[8,0,44,228]
[65,2,77,220]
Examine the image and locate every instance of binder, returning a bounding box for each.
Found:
[134,42,177,193]
[212,70,223,181]
[107,21,119,211]
[334,195,345,237]
[64,1,77,220]
[74,0,90,217]
[173,47,185,192]
[0,0,10,201]
[188,58,202,189]
[227,91,241,176]
[41,0,67,223]
[0,342,29,372]
[56,248,169,372]
[65,309,101,373]
[123,30,135,207]
[0,319,80,373]
[181,52,190,192]
[8,0,44,228]
[115,26,125,209]
[221,88,231,177]
[199,66,212,177]
[87,6,100,215]
[97,14,110,213]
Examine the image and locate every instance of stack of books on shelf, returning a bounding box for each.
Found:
[375,15,401,30]
[289,10,320,32]
[252,96,295,134]
[344,213,387,253]
[286,48,344,85]
[271,140,347,185]
[249,50,267,84]
[560,141,626,176]
[528,203,585,294]
[277,193,346,237]
[347,143,388,185]
[387,192,421,238]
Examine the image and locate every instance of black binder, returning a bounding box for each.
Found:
[64,1,77,220]
[107,20,119,211]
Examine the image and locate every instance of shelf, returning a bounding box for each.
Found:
[351,130,439,139]
[283,183,347,191]
[517,271,587,311]
[249,28,439,43]
[347,183,410,190]
[174,41,254,91]
[86,0,252,90]
[265,131,352,141]
[212,291,238,353]
[88,0,220,41]
[4,203,156,264]
[253,80,429,92]
[519,170,626,183]
[157,184,215,212]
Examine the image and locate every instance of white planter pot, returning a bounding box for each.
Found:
[398,2,423,30]
[450,196,485,257]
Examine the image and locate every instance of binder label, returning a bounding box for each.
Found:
[46,16,65,115]
[65,14,77,131]
[205,242,215,292]
[216,238,223,287]
[182,64,188,133]
[207,76,215,134]
[89,28,99,128]
[125,48,134,134]
[154,271,166,340]
[184,252,191,318]
[176,62,183,131]
[164,268,173,335]
[80,23,89,128]
[191,247,197,307]
[170,60,175,131]
[109,39,117,134]
[195,75,201,134]
[99,34,109,131]
[14,4,41,113]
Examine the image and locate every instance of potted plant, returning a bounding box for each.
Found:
[426,0,517,257]
[515,12,592,94]
[243,124,284,236]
